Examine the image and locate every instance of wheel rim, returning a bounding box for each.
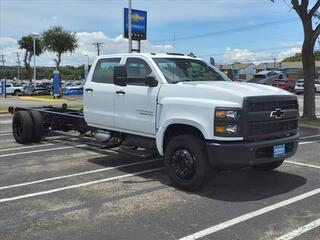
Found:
[171,149,196,180]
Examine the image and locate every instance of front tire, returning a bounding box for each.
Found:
[164,134,209,191]
[12,111,34,144]
[251,160,284,171]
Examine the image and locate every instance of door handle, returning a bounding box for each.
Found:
[116,90,125,95]
[85,88,93,92]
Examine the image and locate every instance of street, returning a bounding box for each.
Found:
[0,114,319,240]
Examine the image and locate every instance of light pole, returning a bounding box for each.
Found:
[31,32,39,87]
[128,0,132,53]
[84,54,90,67]
[16,52,21,81]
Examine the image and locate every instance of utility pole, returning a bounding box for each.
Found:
[0,54,5,76]
[16,52,21,80]
[31,32,39,88]
[273,58,277,69]
[128,0,132,53]
[92,42,103,56]
[173,32,176,53]
[0,54,5,68]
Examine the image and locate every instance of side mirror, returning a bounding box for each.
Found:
[113,65,127,87]
[145,75,158,87]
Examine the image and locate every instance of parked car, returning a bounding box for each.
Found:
[0,82,24,95]
[294,79,320,94]
[63,81,84,96]
[248,71,285,85]
[272,80,295,92]
[23,83,51,96]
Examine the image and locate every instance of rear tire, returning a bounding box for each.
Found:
[164,134,209,191]
[12,111,34,144]
[29,111,44,142]
[251,160,284,171]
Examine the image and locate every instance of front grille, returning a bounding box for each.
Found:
[248,100,298,112]
[248,119,298,136]
[244,96,299,140]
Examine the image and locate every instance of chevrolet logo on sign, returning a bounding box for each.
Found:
[270,108,286,119]
[131,14,145,22]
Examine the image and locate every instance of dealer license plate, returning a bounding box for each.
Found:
[273,144,285,158]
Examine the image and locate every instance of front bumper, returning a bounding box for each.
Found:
[206,133,299,169]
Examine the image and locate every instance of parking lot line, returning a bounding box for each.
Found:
[0,120,11,124]
[300,134,320,140]
[0,133,11,136]
[0,131,11,134]
[0,167,163,203]
[0,144,87,158]
[0,143,55,152]
[275,218,320,240]
[285,160,320,169]
[179,188,320,240]
[299,140,320,145]
[0,158,163,190]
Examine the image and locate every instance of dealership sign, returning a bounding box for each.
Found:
[123,8,147,40]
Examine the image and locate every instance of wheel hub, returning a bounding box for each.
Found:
[171,149,196,180]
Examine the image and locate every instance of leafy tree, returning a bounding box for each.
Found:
[42,26,78,70]
[17,35,43,80]
[282,51,320,62]
[272,0,320,120]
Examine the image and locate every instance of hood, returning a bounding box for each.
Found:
[158,81,293,107]
[188,81,290,97]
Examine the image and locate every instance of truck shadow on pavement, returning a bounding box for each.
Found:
[198,168,307,202]
[88,152,307,203]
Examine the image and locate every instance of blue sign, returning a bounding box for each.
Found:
[1,79,6,98]
[124,8,147,40]
[53,70,60,97]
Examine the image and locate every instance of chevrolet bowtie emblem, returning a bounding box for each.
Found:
[270,108,286,119]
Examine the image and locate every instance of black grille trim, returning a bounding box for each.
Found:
[243,95,299,141]
[248,100,298,112]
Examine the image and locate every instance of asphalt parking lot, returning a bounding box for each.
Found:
[0,114,320,240]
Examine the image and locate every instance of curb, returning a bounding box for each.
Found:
[18,96,70,102]
[0,112,10,115]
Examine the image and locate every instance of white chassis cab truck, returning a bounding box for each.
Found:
[9,53,299,191]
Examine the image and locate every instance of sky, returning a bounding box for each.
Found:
[0,0,311,67]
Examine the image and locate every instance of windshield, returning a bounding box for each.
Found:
[153,58,230,83]
[254,74,266,79]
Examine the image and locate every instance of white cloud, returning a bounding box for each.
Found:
[0,0,289,37]
[223,47,271,63]
[277,42,302,60]
[0,32,174,67]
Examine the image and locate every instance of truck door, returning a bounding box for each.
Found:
[84,57,121,129]
[114,57,159,137]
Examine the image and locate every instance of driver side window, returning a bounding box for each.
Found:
[126,58,152,82]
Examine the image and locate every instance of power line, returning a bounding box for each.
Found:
[92,42,104,56]
[153,17,298,43]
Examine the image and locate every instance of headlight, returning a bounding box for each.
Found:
[215,110,240,120]
[215,108,241,137]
